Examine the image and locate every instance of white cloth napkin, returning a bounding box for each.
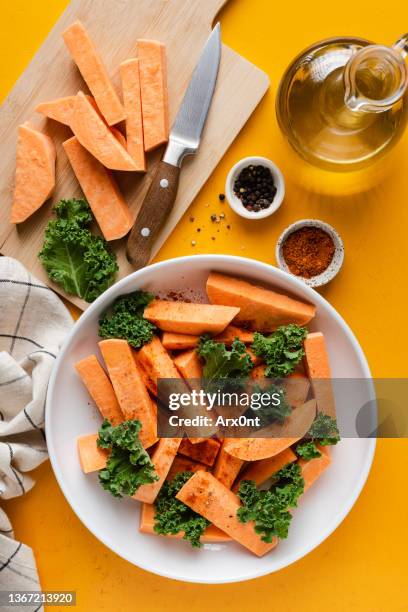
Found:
[0,257,72,604]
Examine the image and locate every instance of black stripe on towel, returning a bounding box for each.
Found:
[0,542,22,572]
[10,282,32,354]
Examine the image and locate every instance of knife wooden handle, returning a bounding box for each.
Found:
[126,161,180,268]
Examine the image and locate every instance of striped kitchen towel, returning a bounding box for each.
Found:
[0,257,72,607]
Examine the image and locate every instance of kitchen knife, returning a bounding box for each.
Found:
[126,24,222,268]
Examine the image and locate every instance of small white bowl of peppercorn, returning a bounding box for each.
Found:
[276,219,344,288]
[225,156,285,219]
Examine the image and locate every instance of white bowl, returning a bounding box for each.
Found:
[45,255,375,584]
[225,156,285,219]
[276,219,345,288]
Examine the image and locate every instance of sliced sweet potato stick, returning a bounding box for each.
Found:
[178,438,220,467]
[232,447,297,493]
[223,399,317,461]
[77,433,108,473]
[120,58,146,171]
[206,272,316,331]
[136,336,183,396]
[213,442,244,489]
[144,300,240,335]
[63,136,133,241]
[63,21,125,126]
[137,39,169,151]
[11,123,56,224]
[133,438,182,504]
[173,349,203,379]
[74,354,124,425]
[176,471,277,556]
[299,446,331,492]
[99,339,157,448]
[166,455,208,480]
[72,91,137,171]
[304,332,336,418]
[139,501,231,542]
[162,325,254,351]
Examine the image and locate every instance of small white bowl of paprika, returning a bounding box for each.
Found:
[276,219,344,288]
[225,156,285,219]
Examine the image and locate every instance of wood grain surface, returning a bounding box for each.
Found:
[0,0,269,309]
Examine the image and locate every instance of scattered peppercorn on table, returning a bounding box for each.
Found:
[2,0,408,610]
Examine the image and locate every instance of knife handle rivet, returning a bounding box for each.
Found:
[141,227,150,237]
[160,178,169,188]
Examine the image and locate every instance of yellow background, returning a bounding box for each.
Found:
[2,1,408,610]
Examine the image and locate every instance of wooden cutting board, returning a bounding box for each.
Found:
[0,0,269,309]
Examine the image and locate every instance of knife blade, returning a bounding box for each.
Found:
[126,24,222,268]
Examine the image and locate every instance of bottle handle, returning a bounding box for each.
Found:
[394,34,408,59]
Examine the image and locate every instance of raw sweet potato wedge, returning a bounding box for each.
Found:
[206,272,316,331]
[11,123,56,224]
[63,21,125,126]
[63,136,133,241]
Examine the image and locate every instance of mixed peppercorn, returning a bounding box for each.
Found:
[233,165,277,212]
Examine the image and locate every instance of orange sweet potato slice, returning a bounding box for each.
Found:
[77,433,108,473]
[166,455,208,480]
[137,39,169,151]
[232,447,297,493]
[72,91,137,171]
[144,300,240,335]
[139,500,231,542]
[63,21,125,126]
[176,471,277,556]
[161,326,253,351]
[75,354,124,425]
[178,438,220,467]
[63,136,133,240]
[299,445,331,492]
[304,332,336,418]
[133,438,181,504]
[136,336,183,396]
[120,59,146,171]
[99,339,157,448]
[213,442,244,489]
[173,349,203,379]
[11,123,56,224]
[206,272,316,331]
[223,399,317,461]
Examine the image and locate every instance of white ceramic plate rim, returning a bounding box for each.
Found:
[45,255,376,584]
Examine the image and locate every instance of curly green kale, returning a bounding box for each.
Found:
[154,472,209,548]
[39,199,118,302]
[307,412,340,446]
[251,324,307,378]
[295,441,322,460]
[197,337,254,383]
[251,383,292,427]
[99,291,156,349]
[237,463,304,542]
[97,419,157,498]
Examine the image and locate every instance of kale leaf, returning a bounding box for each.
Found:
[307,412,340,446]
[237,463,304,542]
[97,419,157,498]
[39,199,118,302]
[295,441,322,460]
[197,337,254,384]
[99,291,156,349]
[154,472,209,548]
[251,324,307,378]
[251,383,292,427]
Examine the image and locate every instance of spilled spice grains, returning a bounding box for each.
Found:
[282,227,335,278]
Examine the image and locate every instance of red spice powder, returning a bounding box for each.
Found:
[282,227,335,279]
